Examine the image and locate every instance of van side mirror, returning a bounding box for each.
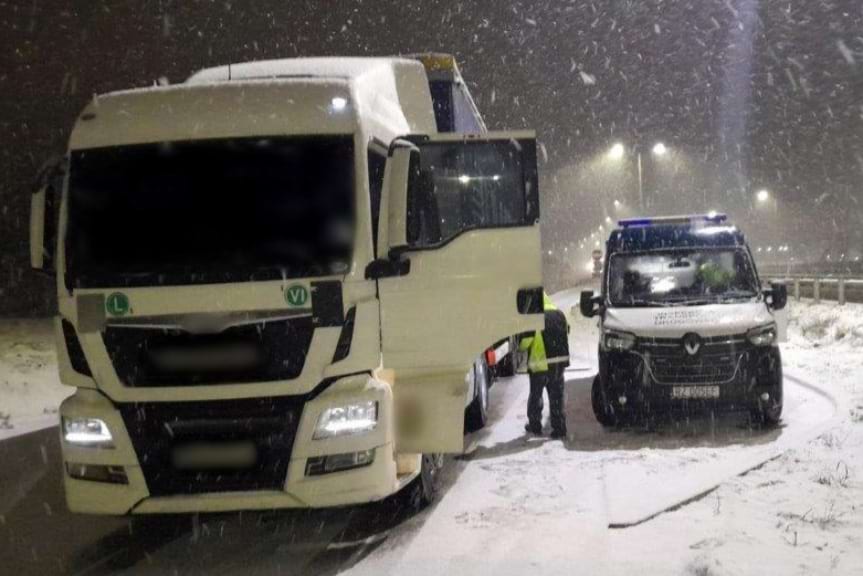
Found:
[766,282,787,311]
[579,290,602,318]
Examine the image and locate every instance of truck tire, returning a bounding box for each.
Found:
[418,453,443,507]
[465,357,490,432]
[591,375,618,427]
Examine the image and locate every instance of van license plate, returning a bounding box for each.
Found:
[671,386,720,399]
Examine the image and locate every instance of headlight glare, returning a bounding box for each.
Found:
[603,329,636,351]
[313,401,378,440]
[63,417,114,447]
[747,324,777,346]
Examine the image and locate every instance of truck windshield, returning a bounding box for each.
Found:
[607,247,759,306]
[66,136,355,288]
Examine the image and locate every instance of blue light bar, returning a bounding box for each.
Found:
[618,213,728,228]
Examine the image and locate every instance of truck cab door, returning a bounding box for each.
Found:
[372,132,544,453]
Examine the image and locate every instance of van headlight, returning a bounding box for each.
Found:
[747,323,777,346]
[62,417,114,448]
[313,401,378,440]
[603,329,636,351]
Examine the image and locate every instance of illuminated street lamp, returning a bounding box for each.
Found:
[607,141,669,211]
[756,189,770,203]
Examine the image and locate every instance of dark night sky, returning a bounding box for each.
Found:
[1,0,862,315]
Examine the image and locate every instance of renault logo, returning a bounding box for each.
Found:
[682,333,702,356]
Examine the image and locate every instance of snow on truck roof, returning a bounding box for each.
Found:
[186,57,419,83]
[69,56,438,150]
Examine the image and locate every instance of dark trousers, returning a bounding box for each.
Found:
[527,363,566,434]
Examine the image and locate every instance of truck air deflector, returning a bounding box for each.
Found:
[311,281,344,327]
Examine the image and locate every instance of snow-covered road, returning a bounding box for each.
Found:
[1,294,861,575]
[340,290,845,575]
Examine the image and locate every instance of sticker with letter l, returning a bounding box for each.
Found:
[105,292,130,316]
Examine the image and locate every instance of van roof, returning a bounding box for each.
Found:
[607,219,746,254]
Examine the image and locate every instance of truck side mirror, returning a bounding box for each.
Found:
[766,282,787,311]
[30,158,63,275]
[378,139,419,259]
[579,290,602,318]
[30,187,47,270]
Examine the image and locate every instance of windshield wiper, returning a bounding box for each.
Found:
[619,299,673,307]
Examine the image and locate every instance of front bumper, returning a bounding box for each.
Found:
[59,375,403,515]
[599,342,782,412]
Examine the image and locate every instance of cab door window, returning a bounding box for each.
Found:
[406,138,538,249]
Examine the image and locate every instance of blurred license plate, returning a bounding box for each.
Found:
[172,441,257,470]
[671,386,720,399]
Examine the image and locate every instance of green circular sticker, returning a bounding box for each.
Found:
[285,285,309,307]
[106,292,130,316]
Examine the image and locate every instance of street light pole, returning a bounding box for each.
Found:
[637,151,644,211]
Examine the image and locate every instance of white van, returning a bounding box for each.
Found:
[579,214,787,427]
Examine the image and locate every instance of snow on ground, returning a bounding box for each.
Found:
[345,294,863,576]
[0,298,861,574]
[0,319,68,439]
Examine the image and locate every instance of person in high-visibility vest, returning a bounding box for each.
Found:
[519,293,570,438]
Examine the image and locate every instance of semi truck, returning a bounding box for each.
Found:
[29,55,544,514]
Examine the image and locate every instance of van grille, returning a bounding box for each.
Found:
[640,335,745,385]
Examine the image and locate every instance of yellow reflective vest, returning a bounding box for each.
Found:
[518,294,558,373]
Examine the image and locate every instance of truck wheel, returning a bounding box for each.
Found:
[465,358,490,432]
[591,375,618,427]
[418,453,443,507]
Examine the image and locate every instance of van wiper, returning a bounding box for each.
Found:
[623,299,673,307]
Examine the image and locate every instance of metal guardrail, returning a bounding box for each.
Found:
[765,275,863,305]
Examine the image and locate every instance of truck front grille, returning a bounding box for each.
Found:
[103,317,314,387]
[639,335,746,385]
[118,396,302,496]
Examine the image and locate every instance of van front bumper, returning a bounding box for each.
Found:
[599,342,782,414]
[59,375,403,515]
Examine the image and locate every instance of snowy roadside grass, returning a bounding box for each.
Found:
[656,300,863,575]
[787,298,863,350]
[0,318,69,433]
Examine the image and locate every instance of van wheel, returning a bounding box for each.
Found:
[751,396,783,427]
[591,375,618,427]
[465,358,490,432]
[751,372,783,428]
[418,453,443,507]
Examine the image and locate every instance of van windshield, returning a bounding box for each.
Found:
[607,247,759,306]
[66,136,355,288]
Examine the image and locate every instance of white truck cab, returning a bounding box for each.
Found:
[579,214,787,427]
[29,56,544,514]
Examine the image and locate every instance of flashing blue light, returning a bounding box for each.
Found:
[618,213,728,228]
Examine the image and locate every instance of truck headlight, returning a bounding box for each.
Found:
[313,401,378,440]
[603,329,636,351]
[747,323,777,346]
[62,417,114,448]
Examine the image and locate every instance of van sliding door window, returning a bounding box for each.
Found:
[406,138,538,249]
